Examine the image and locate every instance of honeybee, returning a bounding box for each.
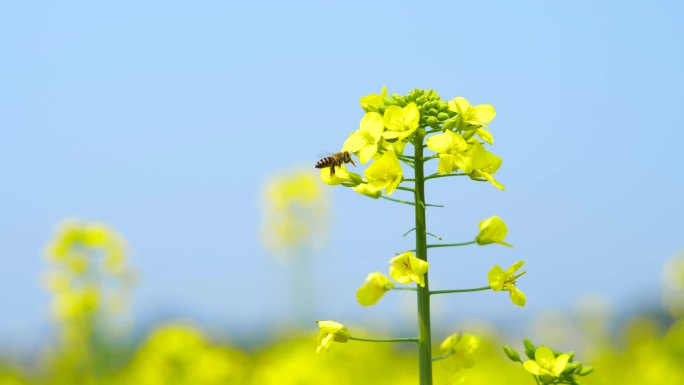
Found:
[315,151,356,176]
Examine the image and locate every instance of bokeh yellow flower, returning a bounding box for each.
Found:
[262,169,330,262]
[439,333,481,373]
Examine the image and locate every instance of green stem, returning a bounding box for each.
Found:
[403,241,476,254]
[429,286,491,295]
[379,196,444,208]
[390,286,418,291]
[396,186,415,193]
[350,336,418,343]
[426,241,477,249]
[424,173,467,181]
[379,195,416,207]
[431,351,454,362]
[413,130,433,385]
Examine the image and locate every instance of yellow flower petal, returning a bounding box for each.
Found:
[448,97,472,115]
[488,265,506,291]
[360,86,388,112]
[476,128,494,145]
[551,354,570,376]
[523,360,544,376]
[471,104,496,123]
[509,286,526,307]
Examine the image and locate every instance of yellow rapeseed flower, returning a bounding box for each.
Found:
[356,272,394,306]
[523,345,570,378]
[352,183,382,198]
[343,112,385,164]
[319,164,362,186]
[389,252,429,287]
[364,150,403,195]
[448,97,496,144]
[488,260,526,307]
[382,102,420,142]
[439,332,481,373]
[467,141,504,190]
[315,320,351,353]
[426,130,472,174]
[360,86,388,112]
[475,216,512,247]
[468,139,505,191]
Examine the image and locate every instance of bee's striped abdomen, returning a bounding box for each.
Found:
[315,156,335,169]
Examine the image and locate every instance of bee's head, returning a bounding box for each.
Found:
[344,151,356,166]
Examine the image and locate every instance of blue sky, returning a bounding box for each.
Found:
[1,1,683,349]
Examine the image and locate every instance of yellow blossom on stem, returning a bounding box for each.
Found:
[352,183,382,198]
[356,272,394,306]
[523,345,570,378]
[448,96,496,133]
[488,260,526,307]
[426,130,472,174]
[467,141,504,190]
[382,102,420,142]
[360,86,388,112]
[389,251,429,287]
[343,112,385,164]
[364,150,403,195]
[475,216,512,247]
[319,165,362,187]
[315,320,351,353]
[439,333,481,372]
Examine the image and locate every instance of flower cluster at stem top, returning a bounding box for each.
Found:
[319,87,505,194]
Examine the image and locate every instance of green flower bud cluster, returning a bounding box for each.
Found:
[503,338,593,385]
[386,89,453,129]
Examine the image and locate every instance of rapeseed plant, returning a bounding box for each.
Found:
[42,219,135,382]
[313,88,589,385]
[261,169,329,323]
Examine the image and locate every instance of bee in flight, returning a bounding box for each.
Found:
[315,151,356,176]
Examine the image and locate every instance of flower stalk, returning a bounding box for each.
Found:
[413,129,433,385]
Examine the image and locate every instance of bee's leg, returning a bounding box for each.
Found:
[349,158,356,167]
[330,165,336,176]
